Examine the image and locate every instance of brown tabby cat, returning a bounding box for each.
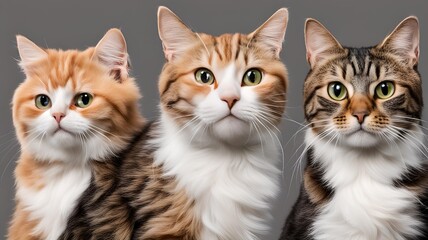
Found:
[281,17,427,240]
[60,6,288,240]
[9,29,143,240]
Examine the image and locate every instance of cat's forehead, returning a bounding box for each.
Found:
[28,49,95,90]
[199,33,253,66]
[329,47,392,91]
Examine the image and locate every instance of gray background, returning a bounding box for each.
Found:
[0,0,426,239]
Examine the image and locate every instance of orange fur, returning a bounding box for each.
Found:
[9,32,144,239]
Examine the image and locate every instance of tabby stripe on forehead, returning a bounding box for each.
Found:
[235,36,241,60]
[340,64,347,80]
[214,39,223,61]
[366,61,372,77]
[375,65,381,80]
[351,61,357,76]
[354,56,361,74]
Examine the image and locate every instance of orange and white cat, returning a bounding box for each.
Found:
[8,29,143,240]
[60,7,289,240]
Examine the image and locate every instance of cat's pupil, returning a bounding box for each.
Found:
[81,94,90,105]
[380,83,388,95]
[201,71,211,83]
[40,95,49,106]
[333,84,342,97]
[247,71,256,83]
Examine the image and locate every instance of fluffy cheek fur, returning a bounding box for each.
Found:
[195,88,257,143]
[193,74,285,144]
[311,86,411,148]
[13,57,141,163]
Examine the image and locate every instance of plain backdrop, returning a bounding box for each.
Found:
[0,0,427,239]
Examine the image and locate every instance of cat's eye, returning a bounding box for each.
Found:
[75,93,93,108]
[35,94,51,109]
[195,68,215,85]
[327,82,347,101]
[242,69,262,86]
[375,81,395,99]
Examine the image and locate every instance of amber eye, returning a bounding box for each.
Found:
[195,68,215,85]
[328,82,347,101]
[35,94,51,109]
[242,68,262,86]
[375,81,395,99]
[75,93,93,108]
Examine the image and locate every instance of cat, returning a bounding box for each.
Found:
[8,29,144,240]
[280,16,428,240]
[60,6,289,240]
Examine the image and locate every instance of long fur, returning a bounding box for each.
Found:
[9,30,143,240]
[281,17,427,240]
[61,7,289,240]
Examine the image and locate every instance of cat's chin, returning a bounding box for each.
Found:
[50,129,79,146]
[211,116,251,144]
[343,130,380,148]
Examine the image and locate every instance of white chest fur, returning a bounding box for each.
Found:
[308,130,424,240]
[17,165,91,240]
[154,120,281,240]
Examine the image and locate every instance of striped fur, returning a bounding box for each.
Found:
[281,17,428,240]
[9,30,143,240]
[61,6,288,240]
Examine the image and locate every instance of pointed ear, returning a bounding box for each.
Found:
[305,19,344,68]
[93,28,129,81]
[378,16,419,66]
[157,6,198,61]
[250,8,289,57]
[16,35,48,72]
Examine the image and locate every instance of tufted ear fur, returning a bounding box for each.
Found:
[304,19,345,68]
[16,35,48,74]
[378,16,420,67]
[249,8,289,58]
[157,6,198,62]
[93,28,129,81]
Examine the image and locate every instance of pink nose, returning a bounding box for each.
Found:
[52,112,65,123]
[221,97,239,109]
[352,111,369,124]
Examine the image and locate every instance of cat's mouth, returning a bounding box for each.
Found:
[53,127,74,135]
[348,128,374,137]
[219,114,243,123]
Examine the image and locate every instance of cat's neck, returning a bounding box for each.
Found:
[307,128,425,188]
[307,128,426,239]
[154,114,281,239]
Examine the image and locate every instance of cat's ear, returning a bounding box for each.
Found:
[16,35,48,73]
[305,19,344,68]
[93,28,129,81]
[250,8,289,57]
[378,16,419,67]
[157,6,198,61]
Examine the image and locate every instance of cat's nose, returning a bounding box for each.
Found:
[352,111,369,124]
[221,97,239,109]
[52,112,65,123]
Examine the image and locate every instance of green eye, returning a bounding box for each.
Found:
[75,93,93,108]
[35,94,51,109]
[328,82,347,101]
[242,68,262,86]
[195,68,215,85]
[375,81,395,99]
